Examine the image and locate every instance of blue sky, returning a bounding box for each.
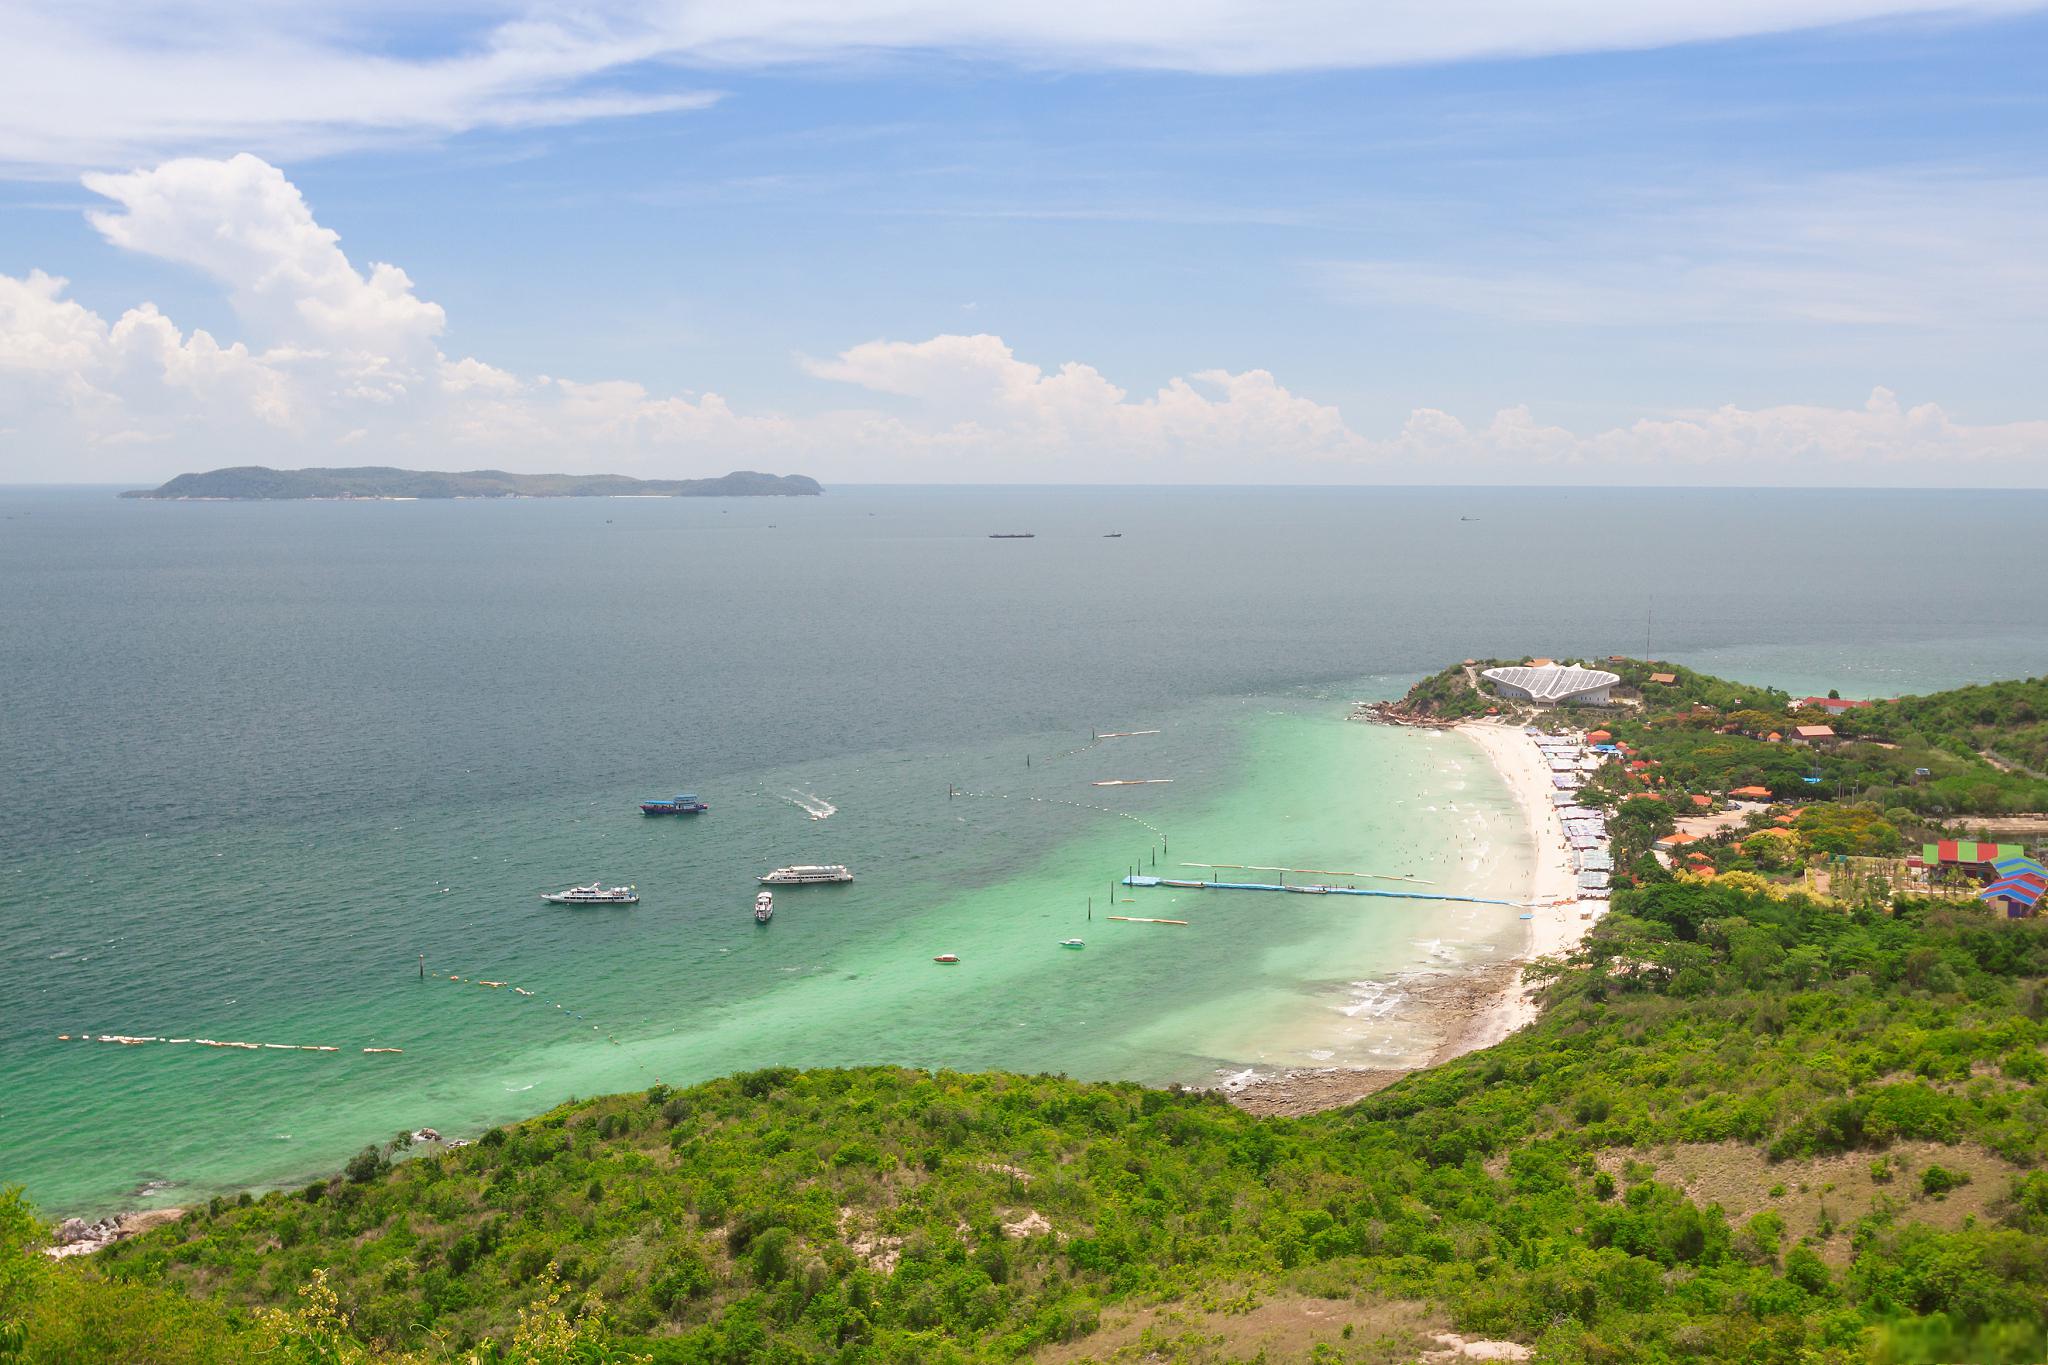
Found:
[2,2,2046,484]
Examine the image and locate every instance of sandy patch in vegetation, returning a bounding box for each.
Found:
[1594,1140,2024,1263]
[1035,1291,1452,1364]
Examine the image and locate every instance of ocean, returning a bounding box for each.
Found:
[4,484,2046,1215]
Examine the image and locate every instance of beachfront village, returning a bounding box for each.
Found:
[1364,658,2048,921]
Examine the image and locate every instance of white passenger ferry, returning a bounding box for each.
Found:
[758,864,854,885]
[541,882,639,905]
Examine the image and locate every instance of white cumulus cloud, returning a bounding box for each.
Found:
[1,154,2044,486]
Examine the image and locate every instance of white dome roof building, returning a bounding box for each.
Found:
[1481,663,1620,706]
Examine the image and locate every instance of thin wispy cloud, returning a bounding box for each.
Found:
[1325,169,2048,329]
[3,1,2045,169]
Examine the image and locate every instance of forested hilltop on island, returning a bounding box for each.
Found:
[119,467,824,499]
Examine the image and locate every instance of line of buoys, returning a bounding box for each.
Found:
[436,971,620,1046]
[953,787,1168,841]
[1125,874,1514,907]
[57,1034,397,1055]
[1107,915,1188,925]
[1043,726,1160,764]
[1182,862,1434,886]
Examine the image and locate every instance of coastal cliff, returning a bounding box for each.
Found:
[119,466,824,500]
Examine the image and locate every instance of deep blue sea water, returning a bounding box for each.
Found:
[3,484,2045,1213]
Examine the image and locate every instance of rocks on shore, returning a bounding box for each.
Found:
[46,1208,184,1259]
[1223,1067,1413,1117]
[1349,700,1465,729]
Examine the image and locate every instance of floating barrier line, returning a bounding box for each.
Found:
[58,1033,398,1055]
[1123,875,1513,907]
[1107,915,1188,925]
[1091,779,1173,787]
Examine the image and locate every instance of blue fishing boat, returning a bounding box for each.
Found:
[640,793,708,815]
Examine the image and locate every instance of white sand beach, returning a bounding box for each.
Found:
[1228,718,1608,1117]
[1453,720,1607,1046]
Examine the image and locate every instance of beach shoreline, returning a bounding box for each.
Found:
[1227,718,1606,1116]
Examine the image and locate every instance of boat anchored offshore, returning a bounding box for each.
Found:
[1059,938,1085,949]
[988,533,1035,539]
[759,864,854,885]
[641,793,708,815]
[754,891,774,924]
[542,883,638,905]
[933,953,960,964]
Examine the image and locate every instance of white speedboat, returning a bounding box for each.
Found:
[758,864,854,885]
[541,882,638,905]
[754,891,774,923]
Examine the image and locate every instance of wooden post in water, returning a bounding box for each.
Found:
[418,953,424,980]
[1087,897,1093,921]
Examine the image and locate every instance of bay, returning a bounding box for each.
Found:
[2,484,2044,1214]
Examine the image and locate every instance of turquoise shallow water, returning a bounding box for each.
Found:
[4,484,2046,1214]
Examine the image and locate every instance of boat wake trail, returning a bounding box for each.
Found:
[778,789,838,820]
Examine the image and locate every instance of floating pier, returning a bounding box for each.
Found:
[1108,915,1188,925]
[1091,779,1173,787]
[1122,875,1515,907]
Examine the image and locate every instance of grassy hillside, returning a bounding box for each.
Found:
[10,881,2048,1363]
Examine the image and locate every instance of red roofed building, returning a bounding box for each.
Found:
[1729,785,1773,800]
[1795,697,1874,715]
[1789,725,1837,745]
[1690,794,1713,808]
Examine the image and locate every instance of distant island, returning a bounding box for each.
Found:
[119,466,823,500]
